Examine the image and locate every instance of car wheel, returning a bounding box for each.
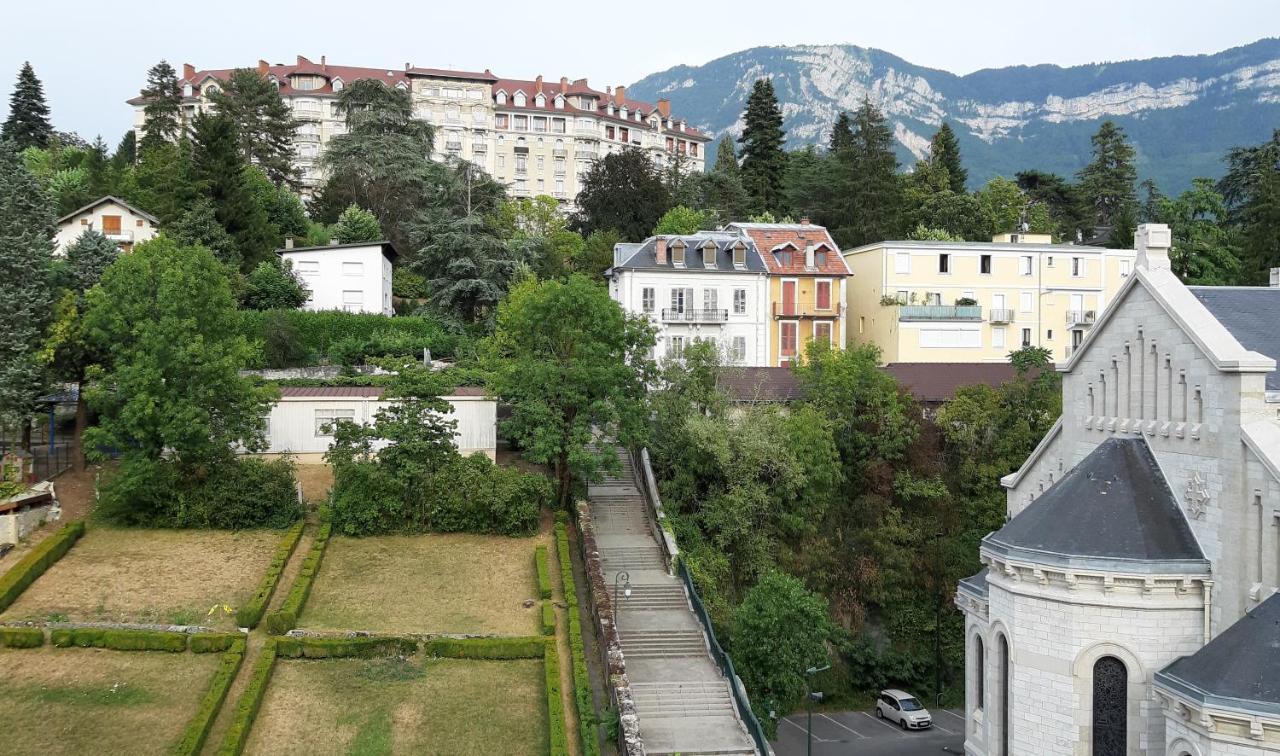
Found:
[875,708,883,719]
[900,719,908,730]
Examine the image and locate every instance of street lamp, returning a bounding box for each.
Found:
[612,570,632,631]
[804,663,830,756]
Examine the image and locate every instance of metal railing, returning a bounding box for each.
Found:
[989,308,1014,323]
[1066,310,1097,326]
[771,302,843,318]
[661,308,729,323]
[898,304,983,321]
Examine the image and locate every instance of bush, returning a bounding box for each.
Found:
[216,637,277,756]
[536,545,552,600]
[555,523,577,610]
[556,522,600,756]
[173,641,245,756]
[238,309,457,368]
[240,260,308,311]
[190,633,243,654]
[392,267,428,299]
[264,522,331,634]
[235,522,306,628]
[50,628,188,652]
[275,635,418,659]
[0,521,85,612]
[261,311,307,368]
[422,636,545,660]
[541,601,555,636]
[0,626,44,648]
[96,457,302,530]
[545,642,569,756]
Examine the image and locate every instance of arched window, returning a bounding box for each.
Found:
[975,636,986,710]
[1092,656,1127,756]
[998,634,1010,756]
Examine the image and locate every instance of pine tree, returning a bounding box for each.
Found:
[737,78,787,216]
[1077,120,1137,239]
[2,63,53,149]
[929,122,967,193]
[829,112,853,154]
[166,197,240,265]
[332,204,383,243]
[830,98,902,247]
[64,229,120,293]
[190,112,277,270]
[129,140,196,224]
[84,136,113,197]
[139,61,183,151]
[209,69,300,187]
[714,138,739,174]
[0,143,54,445]
[113,130,137,168]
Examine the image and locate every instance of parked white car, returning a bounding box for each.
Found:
[874,689,932,730]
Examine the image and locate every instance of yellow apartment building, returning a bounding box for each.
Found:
[843,233,1137,363]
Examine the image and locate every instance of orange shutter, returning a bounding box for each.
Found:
[101,215,121,234]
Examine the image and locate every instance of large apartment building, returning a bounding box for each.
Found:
[126,56,710,202]
[844,232,1138,363]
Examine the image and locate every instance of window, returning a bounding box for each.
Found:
[1047,255,1055,267]
[814,321,833,345]
[1020,292,1033,312]
[859,316,865,334]
[981,254,992,274]
[496,155,505,169]
[1019,255,1032,275]
[733,289,747,315]
[731,336,747,363]
[669,336,684,359]
[671,242,686,267]
[101,215,121,235]
[999,635,1010,756]
[641,287,654,312]
[295,260,319,275]
[939,253,950,273]
[815,280,832,310]
[703,288,718,311]
[780,322,798,359]
[1120,259,1132,277]
[342,290,363,312]
[993,327,1006,349]
[975,637,985,710]
[341,262,362,276]
[314,408,355,437]
[496,114,508,129]
[513,91,526,107]
[536,155,544,171]
[732,243,746,269]
[814,251,827,267]
[1072,257,1084,276]
[515,155,527,174]
[702,242,716,268]
[1092,657,1128,756]
[926,292,942,306]
[894,252,910,274]
[777,249,793,267]
[669,287,690,313]
[1046,329,1054,341]
[1021,328,1032,347]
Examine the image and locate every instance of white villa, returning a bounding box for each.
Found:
[607,231,771,366]
[956,224,1280,756]
[279,240,396,316]
[54,195,159,255]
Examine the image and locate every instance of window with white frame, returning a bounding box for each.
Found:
[703,289,718,311]
[815,280,832,310]
[1120,259,1132,277]
[295,260,319,275]
[1021,327,1032,347]
[731,336,747,363]
[342,262,363,276]
[314,408,355,437]
[894,252,910,274]
[669,336,685,359]
[342,290,363,312]
[641,287,655,312]
[1072,257,1084,276]
[1020,256,1033,276]
[670,287,690,313]
[992,327,1006,349]
[733,289,747,314]
[1020,291,1033,312]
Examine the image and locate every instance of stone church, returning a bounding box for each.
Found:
[956,225,1280,756]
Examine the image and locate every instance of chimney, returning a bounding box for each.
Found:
[405,62,412,71]
[805,244,815,269]
[320,55,326,67]
[535,75,543,93]
[657,98,671,118]
[655,237,667,265]
[1134,223,1172,272]
[1270,267,1280,288]
[560,76,569,92]
[183,63,196,80]
[614,85,626,105]
[679,120,686,133]
[257,60,270,76]
[800,217,811,226]
[284,236,294,250]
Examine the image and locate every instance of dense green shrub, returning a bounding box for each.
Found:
[50,628,188,652]
[555,523,577,610]
[240,260,308,311]
[96,456,302,529]
[238,309,458,367]
[263,523,330,634]
[190,633,243,654]
[275,635,418,659]
[173,641,245,756]
[216,638,277,756]
[555,521,600,756]
[392,267,428,299]
[545,642,569,756]
[235,522,305,628]
[541,601,555,636]
[0,626,44,648]
[0,521,85,612]
[261,311,308,368]
[536,545,552,600]
[422,636,545,660]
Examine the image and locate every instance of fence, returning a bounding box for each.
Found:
[676,559,772,755]
[0,411,75,484]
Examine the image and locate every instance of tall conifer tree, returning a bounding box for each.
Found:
[928,122,967,193]
[830,98,902,247]
[209,69,300,187]
[1077,120,1138,242]
[714,138,739,174]
[2,62,53,149]
[737,78,787,216]
[190,112,277,270]
[829,112,853,154]
[139,61,183,151]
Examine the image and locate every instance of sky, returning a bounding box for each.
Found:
[4,0,1278,145]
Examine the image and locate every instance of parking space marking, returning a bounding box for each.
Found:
[818,713,867,739]
[942,709,966,722]
[781,717,838,742]
[862,711,902,732]
[932,722,957,735]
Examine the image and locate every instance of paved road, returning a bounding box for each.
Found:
[770,707,965,756]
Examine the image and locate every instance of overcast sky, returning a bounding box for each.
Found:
[4,0,1277,145]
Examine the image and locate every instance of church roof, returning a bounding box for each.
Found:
[957,570,988,600]
[1190,286,1280,392]
[1156,592,1280,717]
[983,437,1208,573]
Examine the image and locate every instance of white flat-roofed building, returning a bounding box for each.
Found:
[279,240,396,316]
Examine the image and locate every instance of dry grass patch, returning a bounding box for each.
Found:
[1,527,281,629]
[245,656,546,756]
[293,464,334,502]
[302,533,543,635]
[0,646,222,755]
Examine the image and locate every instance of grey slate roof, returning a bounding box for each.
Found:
[612,232,768,273]
[983,437,1208,572]
[1189,286,1280,392]
[1156,592,1280,716]
[56,195,160,225]
[957,570,989,600]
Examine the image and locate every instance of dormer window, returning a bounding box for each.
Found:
[514,91,526,107]
[554,94,564,109]
[535,93,545,107]
[732,242,747,270]
[332,78,344,92]
[670,239,686,268]
[183,83,193,97]
[777,249,792,267]
[702,241,717,268]
[496,90,507,105]
[619,106,628,119]
[607,103,614,116]
[394,81,407,90]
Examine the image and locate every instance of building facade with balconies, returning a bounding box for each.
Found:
[607,232,771,366]
[843,232,1137,364]
[128,57,710,203]
[727,221,851,367]
[54,195,159,255]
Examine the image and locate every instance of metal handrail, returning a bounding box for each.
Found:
[660,308,729,323]
[899,305,983,321]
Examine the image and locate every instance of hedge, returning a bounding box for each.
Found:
[264,522,331,635]
[239,309,459,368]
[422,636,546,660]
[0,626,44,648]
[0,520,85,612]
[235,521,305,628]
[545,641,569,756]
[555,524,577,610]
[50,628,189,652]
[536,545,552,599]
[190,633,243,654]
[275,635,418,659]
[216,637,278,756]
[541,601,555,636]
[556,522,599,756]
[172,640,245,756]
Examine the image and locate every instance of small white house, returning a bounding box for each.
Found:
[55,195,159,255]
[259,386,496,462]
[279,240,397,316]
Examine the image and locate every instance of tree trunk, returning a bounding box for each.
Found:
[21,418,32,453]
[73,383,87,472]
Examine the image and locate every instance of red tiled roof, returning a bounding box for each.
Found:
[882,363,1024,403]
[407,67,498,82]
[730,223,851,276]
[493,77,708,140]
[718,368,803,402]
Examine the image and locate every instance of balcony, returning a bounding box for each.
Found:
[574,148,597,159]
[661,308,729,323]
[1066,310,1097,326]
[771,302,844,318]
[898,305,983,321]
[989,308,1015,324]
[471,143,488,153]
[552,148,567,157]
[445,141,463,152]
[574,127,598,138]
[103,230,134,243]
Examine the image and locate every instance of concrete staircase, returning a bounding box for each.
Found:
[589,445,758,756]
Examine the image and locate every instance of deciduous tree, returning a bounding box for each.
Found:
[572,147,670,241]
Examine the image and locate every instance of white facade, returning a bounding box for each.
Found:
[280,242,394,316]
[260,387,496,462]
[957,226,1280,756]
[54,196,159,255]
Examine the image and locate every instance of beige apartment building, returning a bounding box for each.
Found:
[127,57,710,201]
[844,233,1137,363]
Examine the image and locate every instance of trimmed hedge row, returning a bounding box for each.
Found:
[172,639,246,756]
[264,522,331,635]
[275,635,417,659]
[50,627,188,652]
[235,522,305,629]
[0,626,44,648]
[557,521,600,756]
[541,601,555,636]
[536,545,552,599]
[0,520,85,612]
[190,633,243,654]
[545,642,569,756]
[422,636,546,660]
[216,638,278,756]
[238,309,459,367]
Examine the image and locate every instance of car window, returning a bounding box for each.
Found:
[900,697,923,711]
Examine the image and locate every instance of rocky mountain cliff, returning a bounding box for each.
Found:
[627,39,1280,192]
